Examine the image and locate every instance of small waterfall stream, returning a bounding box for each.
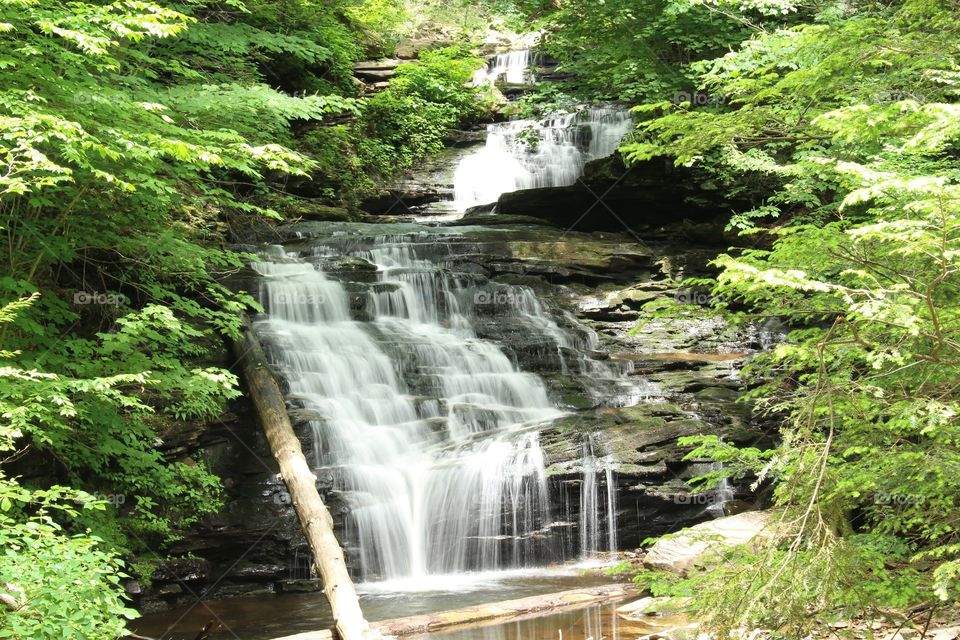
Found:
[708,461,735,517]
[472,49,536,85]
[578,433,618,560]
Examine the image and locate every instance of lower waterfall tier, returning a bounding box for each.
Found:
[250,226,636,579]
[138,220,769,612]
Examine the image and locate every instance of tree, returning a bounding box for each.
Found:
[613,0,960,633]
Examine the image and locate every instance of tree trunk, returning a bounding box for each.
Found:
[233,320,378,640]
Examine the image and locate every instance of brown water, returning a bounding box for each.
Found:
[131,570,617,640]
[419,601,689,640]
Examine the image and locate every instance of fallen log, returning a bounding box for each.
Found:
[233,320,378,640]
[268,583,637,640]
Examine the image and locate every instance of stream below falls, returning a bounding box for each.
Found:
[133,571,617,640]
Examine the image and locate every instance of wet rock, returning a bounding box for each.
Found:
[456,212,554,226]
[277,579,323,593]
[443,129,487,146]
[305,255,378,282]
[290,204,354,221]
[227,562,287,581]
[155,583,183,596]
[209,582,277,598]
[460,228,656,283]
[494,156,736,232]
[152,558,211,584]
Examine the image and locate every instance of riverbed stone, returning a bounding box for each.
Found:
[643,510,773,573]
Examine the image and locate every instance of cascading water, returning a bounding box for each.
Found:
[472,49,535,86]
[251,230,637,582]
[708,460,735,517]
[453,106,634,211]
[579,433,618,559]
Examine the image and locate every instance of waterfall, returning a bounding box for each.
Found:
[708,460,735,517]
[472,49,535,86]
[605,466,618,552]
[579,433,618,559]
[251,232,633,581]
[453,106,634,211]
[490,50,534,84]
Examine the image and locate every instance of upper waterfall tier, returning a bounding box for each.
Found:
[453,106,634,212]
[472,49,536,86]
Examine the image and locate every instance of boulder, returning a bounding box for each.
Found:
[644,510,772,573]
[494,156,736,232]
[353,68,396,81]
[395,35,452,59]
[616,597,701,639]
[617,596,689,617]
[353,59,405,71]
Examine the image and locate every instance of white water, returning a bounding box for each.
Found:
[579,433,618,558]
[708,460,735,517]
[453,106,634,211]
[252,234,637,581]
[472,49,535,86]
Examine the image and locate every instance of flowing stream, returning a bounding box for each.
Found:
[472,49,536,85]
[453,106,634,212]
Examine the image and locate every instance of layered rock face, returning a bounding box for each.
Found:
[134,216,773,612]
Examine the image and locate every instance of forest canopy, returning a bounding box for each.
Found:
[1,0,958,637]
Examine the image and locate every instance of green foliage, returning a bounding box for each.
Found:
[515,0,760,102]
[0,0,431,633]
[295,47,491,201]
[617,0,960,633]
[354,47,488,178]
[344,0,410,54]
[0,476,138,640]
[0,0,502,631]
